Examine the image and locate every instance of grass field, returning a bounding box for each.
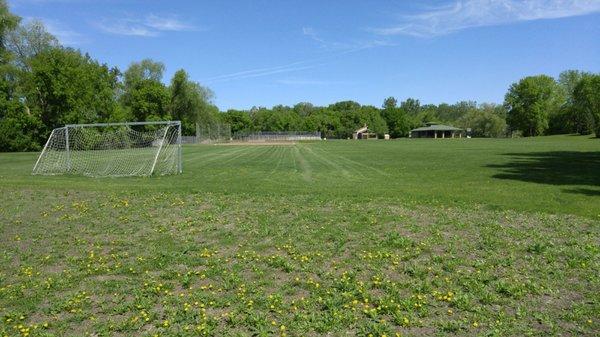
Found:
[0,135,599,336]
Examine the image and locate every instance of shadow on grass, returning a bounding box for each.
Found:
[488,152,600,196]
[563,188,600,196]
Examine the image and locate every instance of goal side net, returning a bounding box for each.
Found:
[32,121,182,177]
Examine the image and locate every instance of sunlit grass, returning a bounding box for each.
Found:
[0,136,598,336]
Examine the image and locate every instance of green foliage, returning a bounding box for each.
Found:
[123,78,170,122]
[329,101,388,138]
[414,104,438,126]
[572,74,600,137]
[303,108,341,138]
[26,48,119,130]
[400,98,421,116]
[0,100,42,151]
[221,109,253,133]
[2,1,600,153]
[169,69,217,135]
[381,97,411,138]
[0,0,20,63]
[5,19,59,69]
[123,58,165,89]
[382,96,397,110]
[458,103,507,137]
[437,101,477,122]
[504,75,564,136]
[252,105,302,132]
[293,102,315,117]
[552,70,593,135]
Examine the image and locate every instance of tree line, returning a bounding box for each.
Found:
[0,2,218,152]
[221,99,508,139]
[1,2,598,152]
[220,69,599,140]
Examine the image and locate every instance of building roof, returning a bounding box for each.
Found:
[354,125,369,133]
[410,123,462,132]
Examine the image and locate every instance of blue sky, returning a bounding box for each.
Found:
[8,0,600,110]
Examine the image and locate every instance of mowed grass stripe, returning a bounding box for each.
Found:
[0,135,598,217]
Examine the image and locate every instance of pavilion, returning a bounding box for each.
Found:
[410,122,463,139]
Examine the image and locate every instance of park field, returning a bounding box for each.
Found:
[0,135,599,336]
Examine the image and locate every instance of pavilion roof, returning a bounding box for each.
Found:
[411,123,462,132]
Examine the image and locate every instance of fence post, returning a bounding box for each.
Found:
[177,122,182,173]
[194,122,200,144]
[65,126,71,172]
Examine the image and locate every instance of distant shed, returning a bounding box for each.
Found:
[353,125,377,140]
[410,122,463,139]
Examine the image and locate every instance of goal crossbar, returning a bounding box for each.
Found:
[65,121,182,128]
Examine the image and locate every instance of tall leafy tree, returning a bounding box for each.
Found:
[125,79,170,122]
[400,98,421,116]
[0,2,46,151]
[382,97,397,111]
[414,105,438,126]
[329,101,388,138]
[5,19,59,70]
[121,59,169,122]
[169,69,216,135]
[547,70,590,134]
[123,59,165,90]
[438,101,477,122]
[0,0,20,98]
[303,108,341,139]
[252,106,301,131]
[25,48,119,130]
[0,103,43,151]
[504,75,563,136]
[293,102,315,117]
[221,109,253,134]
[458,104,506,137]
[0,0,19,63]
[381,97,410,138]
[572,74,600,138]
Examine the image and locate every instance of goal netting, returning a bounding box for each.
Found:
[32,121,182,177]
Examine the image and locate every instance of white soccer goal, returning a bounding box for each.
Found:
[32,121,182,177]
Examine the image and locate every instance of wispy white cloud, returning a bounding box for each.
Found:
[302,26,395,51]
[203,61,318,83]
[206,28,394,84]
[276,78,356,86]
[145,14,197,31]
[94,19,158,37]
[372,0,600,37]
[302,27,326,44]
[94,14,198,37]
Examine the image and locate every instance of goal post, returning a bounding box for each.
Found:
[32,121,182,177]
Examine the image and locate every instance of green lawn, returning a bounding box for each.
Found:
[0,136,599,336]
